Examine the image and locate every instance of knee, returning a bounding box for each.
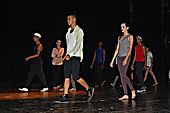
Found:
[65,78,70,81]
[76,78,82,82]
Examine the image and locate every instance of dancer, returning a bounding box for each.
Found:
[51,39,64,90]
[110,22,136,100]
[90,42,106,87]
[144,47,158,86]
[19,33,48,92]
[58,13,94,101]
[131,36,147,93]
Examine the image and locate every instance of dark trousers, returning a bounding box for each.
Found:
[135,61,145,86]
[118,56,134,95]
[52,65,63,86]
[25,60,47,87]
[92,62,103,86]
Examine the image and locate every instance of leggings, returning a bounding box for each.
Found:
[25,59,48,87]
[118,56,134,95]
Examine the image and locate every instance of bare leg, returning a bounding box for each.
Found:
[144,67,149,82]
[149,68,158,86]
[76,78,89,90]
[132,90,136,99]
[118,95,129,100]
[63,78,70,94]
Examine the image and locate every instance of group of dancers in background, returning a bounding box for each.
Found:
[19,13,158,101]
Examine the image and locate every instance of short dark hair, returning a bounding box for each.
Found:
[67,12,77,19]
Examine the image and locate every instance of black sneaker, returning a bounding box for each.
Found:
[87,86,95,101]
[59,94,69,101]
[137,86,147,93]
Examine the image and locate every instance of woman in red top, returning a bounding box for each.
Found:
[131,36,147,93]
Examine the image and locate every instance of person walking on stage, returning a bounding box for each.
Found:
[19,33,48,92]
[110,22,136,100]
[90,42,106,87]
[144,47,158,86]
[131,36,147,93]
[58,13,94,101]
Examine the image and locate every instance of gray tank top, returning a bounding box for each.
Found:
[118,35,131,57]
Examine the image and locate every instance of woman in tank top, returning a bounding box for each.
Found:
[110,22,136,100]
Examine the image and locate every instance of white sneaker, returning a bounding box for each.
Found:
[19,87,28,91]
[41,88,49,92]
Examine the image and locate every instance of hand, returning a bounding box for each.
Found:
[101,65,104,69]
[131,65,134,70]
[25,57,30,61]
[110,62,114,67]
[122,59,127,66]
[55,54,58,58]
[90,64,93,69]
[65,55,70,60]
[143,65,147,70]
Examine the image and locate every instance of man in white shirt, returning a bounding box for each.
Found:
[59,13,94,101]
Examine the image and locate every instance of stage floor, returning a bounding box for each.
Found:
[0,84,169,113]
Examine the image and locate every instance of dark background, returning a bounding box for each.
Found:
[0,0,169,88]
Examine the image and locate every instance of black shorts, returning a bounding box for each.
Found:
[64,57,80,80]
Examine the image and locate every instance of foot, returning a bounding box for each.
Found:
[152,83,158,86]
[69,88,76,91]
[87,86,95,101]
[41,88,49,92]
[95,85,99,88]
[118,95,129,100]
[56,85,62,89]
[19,87,28,91]
[119,85,122,87]
[110,83,115,87]
[59,88,64,91]
[137,86,147,93]
[53,86,58,90]
[101,80,106,86]
[53,85,62,90]
[132,90,136,99]
[59,94,69,101]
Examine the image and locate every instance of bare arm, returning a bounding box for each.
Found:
[90,50,96,68]
[51,48,56,58]
[25,44,43,61]
[110,37,120,67]
[142,45,147,69]
[102,49,106,69]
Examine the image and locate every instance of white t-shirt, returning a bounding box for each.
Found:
[146,52,153,67]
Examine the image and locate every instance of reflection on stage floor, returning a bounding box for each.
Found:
[0,84,169,113]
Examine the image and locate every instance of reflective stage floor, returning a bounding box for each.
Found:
[0,84,169,113]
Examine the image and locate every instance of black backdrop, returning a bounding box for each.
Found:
[0,0,169,88]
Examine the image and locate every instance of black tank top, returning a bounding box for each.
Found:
[32,44,42,63]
